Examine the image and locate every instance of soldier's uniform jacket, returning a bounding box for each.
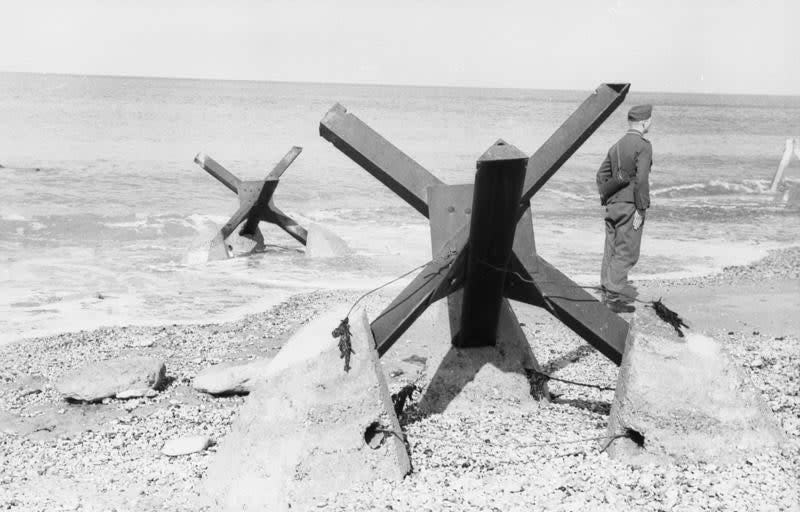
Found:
[596,129,652,210]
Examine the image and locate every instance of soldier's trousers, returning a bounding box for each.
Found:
[601,202,644,302]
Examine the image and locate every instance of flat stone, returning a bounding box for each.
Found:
[305,223,352,258]
[115,388,158,399]
[131,338,155,348]
[606,307,786,464]
[204,307,410,511]
[193,357,273,396]
[161,435,211,457]
[56,356,166,403]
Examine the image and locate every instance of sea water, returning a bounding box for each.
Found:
[1,72,799,344]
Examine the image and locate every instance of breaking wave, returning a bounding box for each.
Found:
[0,212,230,242]
[651,178,798,198]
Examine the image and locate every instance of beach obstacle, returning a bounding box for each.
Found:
[193,147,308,260]
[205,307,411,510]
[319,83,632,392]
[606,307,785,464]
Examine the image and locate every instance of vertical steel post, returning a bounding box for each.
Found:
[456,140,528,347]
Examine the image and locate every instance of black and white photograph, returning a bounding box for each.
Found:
[0,1,798,510]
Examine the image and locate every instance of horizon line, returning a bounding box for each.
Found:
[2,69,799,100]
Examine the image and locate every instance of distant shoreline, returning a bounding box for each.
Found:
[2,70,799,102]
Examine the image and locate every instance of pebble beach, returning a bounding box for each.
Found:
[1,247,798,511]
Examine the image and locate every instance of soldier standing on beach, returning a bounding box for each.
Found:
[596,104,653,313]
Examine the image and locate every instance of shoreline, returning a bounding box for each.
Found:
[1,250,798,510]
[2,243,796,350]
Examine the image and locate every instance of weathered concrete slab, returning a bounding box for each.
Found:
[56,356,166,403]
[392,298,546,415]
[606,307,786,464]
[305,223,352,258]
[204,308,410,511]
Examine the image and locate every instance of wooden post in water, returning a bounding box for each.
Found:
[769,138,800,194]
[456,140,527,347]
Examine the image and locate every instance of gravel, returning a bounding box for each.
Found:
[668,245,800,286]
[0,290,354,511]
[1,251,798,511]
[324,312,798,512]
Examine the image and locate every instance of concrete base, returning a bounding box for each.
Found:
[606,307,786,464]
[204,307,410,511]
[781,184,800,209]
[385,297,546,416]
[305,223,352,258]
[184,227,267,263]
[224,228,266,257]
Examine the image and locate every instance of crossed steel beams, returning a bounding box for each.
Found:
[320,84,631,366]
[194,147,308,259]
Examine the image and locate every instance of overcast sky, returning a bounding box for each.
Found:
[0,0,797,95]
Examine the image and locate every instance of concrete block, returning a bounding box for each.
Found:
[224,227,266,257]
[183,227,266,264]
[389,296,545,415]
[204,307,410,511]
[606,307,785,464]
[305,223,352,258]
[782,183,800,209]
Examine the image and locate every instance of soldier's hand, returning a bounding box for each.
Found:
[633,209,644,230]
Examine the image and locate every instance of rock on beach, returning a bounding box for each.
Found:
[161,435,212,457]
[55,356,166,402]
[192,357,273,395]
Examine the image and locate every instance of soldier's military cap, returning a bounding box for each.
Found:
[628,104,652,121]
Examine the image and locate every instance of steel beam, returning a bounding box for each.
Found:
[195,153,242,194]
[372,246,465,356]
[505,255,628,365]
[321,90,631,364]
[267,146,303,180]
[319,103,443,217]
[238,180,279,236]
[372,183,473,355]
[220,202,256,240]
[457,140,527,347]
[427,184,473,337]
[520,83,630,210]
[263,202,308,245]
[512,203,538,272]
